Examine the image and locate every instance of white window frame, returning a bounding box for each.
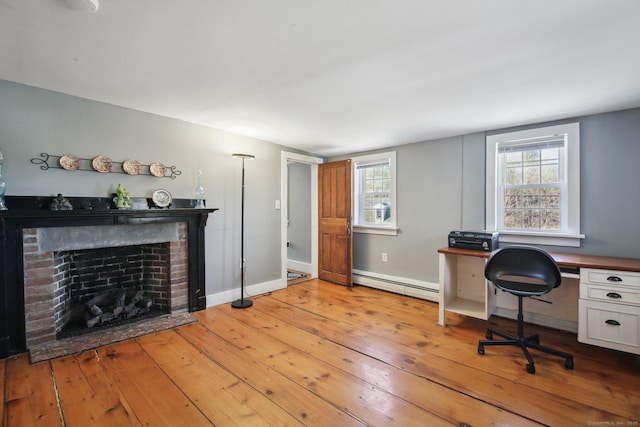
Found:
[352,151,398,236]
[486,123,584,247]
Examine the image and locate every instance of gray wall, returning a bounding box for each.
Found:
[336,107,640,284]
[339,136,482,284]
[287,162,312,263]
[3,79,639,293]
[487,109,640,258]
[0,80,286,295]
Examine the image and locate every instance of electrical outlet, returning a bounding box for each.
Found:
[382,252,388,262]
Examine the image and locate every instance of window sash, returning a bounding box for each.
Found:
[352,152,397,234]
[357,160,391,225]
[496,136,567,232]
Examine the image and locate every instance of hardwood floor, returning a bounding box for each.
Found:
[2,279,639,426]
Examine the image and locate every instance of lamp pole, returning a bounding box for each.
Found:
[231,153,254,308]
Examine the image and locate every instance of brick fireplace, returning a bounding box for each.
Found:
[22,223,188,352]
[0,196,215,360]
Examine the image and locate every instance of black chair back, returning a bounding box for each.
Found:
[484,245,561,297]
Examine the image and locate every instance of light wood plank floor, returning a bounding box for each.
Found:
[2,279,639,426]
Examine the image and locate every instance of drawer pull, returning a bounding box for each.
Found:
[606,292,622,299]
[605,319,621,326]
[606,276,622,282]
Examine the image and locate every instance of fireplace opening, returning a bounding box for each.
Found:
[54,243,171,340]
[23,222,194,362]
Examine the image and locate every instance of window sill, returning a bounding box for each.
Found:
[353,225,398,236]
[495,230,585,248]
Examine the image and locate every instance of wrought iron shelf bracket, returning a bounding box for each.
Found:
[30,153,181,179]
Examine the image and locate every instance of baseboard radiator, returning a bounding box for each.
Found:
[352,270,439,303]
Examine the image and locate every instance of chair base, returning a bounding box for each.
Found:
[478,327,574,374]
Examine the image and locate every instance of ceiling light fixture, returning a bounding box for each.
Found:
[64,0,100,13]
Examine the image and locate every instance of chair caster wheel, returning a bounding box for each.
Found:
[526,363,536,374]
[485,331,493,340]
[565,358,574,369]
[477,345,484,355]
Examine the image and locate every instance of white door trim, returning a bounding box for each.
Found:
[281,151,324,287]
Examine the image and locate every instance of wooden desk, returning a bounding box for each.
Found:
[438,247,640,326]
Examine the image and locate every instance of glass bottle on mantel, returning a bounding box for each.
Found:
[0,148,7,210]
[194,168,205,208]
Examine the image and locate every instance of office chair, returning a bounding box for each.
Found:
[477,245,574,374]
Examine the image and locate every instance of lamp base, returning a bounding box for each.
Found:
[231,298,253,309]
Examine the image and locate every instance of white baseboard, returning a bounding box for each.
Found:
[287,260,312,275]
[493,307,578,333]
[353,269,439,303]
[206,278,285,308]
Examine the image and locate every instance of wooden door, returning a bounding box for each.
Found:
[318,160,352,285]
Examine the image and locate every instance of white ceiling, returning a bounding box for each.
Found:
[2,0,640,156]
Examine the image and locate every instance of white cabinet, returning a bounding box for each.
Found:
[579,268,640,354]
[438,252,496,326]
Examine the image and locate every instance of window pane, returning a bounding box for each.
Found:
[501,186,562,230]
[540,209,560,229]
[541,147,559,160]
[505,152,521,164]
[541,185,559,200]
[522,210,540,229]
[504,209,522,228]
[498,142,565,231]
[522,187,539,208]
[505,167,522,185]
[504,188,519,209]
[541,165,558,184]
[523,150,540,162]
[358,161,392,225]
[523,166,540,185]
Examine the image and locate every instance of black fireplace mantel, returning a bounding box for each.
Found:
[0,196,217,358]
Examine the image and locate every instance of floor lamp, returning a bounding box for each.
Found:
[231,153,255,309]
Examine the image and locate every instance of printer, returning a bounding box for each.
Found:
[448,230,499,252]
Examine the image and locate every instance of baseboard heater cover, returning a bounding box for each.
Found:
[353,270,439,303]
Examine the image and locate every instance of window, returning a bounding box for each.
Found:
[486,123,583,247]
[353,151,397,235]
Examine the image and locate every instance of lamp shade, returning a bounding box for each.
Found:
[232,153,255,160]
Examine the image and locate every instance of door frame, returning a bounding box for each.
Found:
[281,151,324,287]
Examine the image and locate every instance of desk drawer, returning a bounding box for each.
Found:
[580,284,640,306]
[581,268,640,287]
[578,300,640,354]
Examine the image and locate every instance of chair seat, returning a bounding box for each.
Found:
[494,279,549,296]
